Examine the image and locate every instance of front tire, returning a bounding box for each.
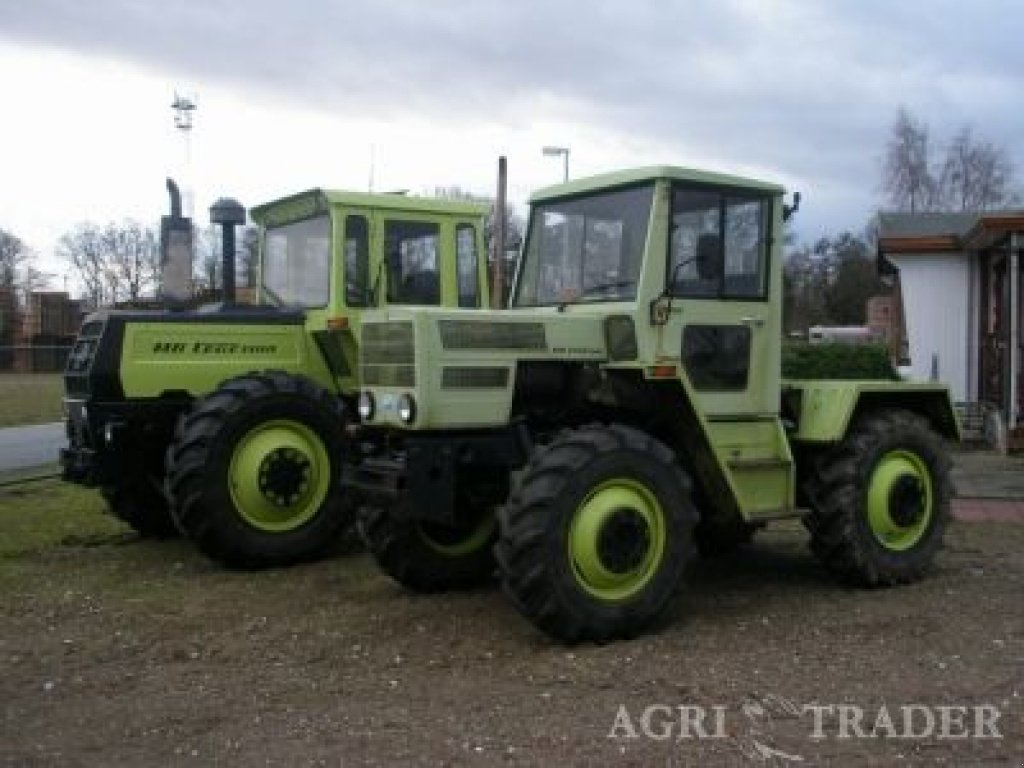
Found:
[102,476,178,539]
[803,409,952,586]
[496,424,696,643]
[165,371,352,569]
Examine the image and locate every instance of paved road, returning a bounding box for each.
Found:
[0,422,64,472]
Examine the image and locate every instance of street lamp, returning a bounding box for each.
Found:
[542,145,570,182]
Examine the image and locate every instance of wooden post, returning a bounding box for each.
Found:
[493,156,507,309]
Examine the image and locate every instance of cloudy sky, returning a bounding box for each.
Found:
[1,0,1023,283]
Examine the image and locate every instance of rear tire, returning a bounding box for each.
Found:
[165,371,352,569]
[802,408,952,586]
[359,504,497,592]
[496,424,696,643]
[102,477,178,539]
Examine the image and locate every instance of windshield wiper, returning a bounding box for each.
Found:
[262,284,286,307]
[578,279,636,298]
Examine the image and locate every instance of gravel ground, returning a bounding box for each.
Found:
[0,483,1021,766]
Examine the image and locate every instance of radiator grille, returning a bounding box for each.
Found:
[361,321,415,387]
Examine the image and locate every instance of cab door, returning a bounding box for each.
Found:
[660,183,780,417]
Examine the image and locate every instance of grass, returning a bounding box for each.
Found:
[0,480,122,558]
[0,373,64,427]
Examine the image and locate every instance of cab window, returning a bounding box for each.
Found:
[386,221,440,305]
[344,215,369,307]
[668,187,769,300]
[456,224,479,308]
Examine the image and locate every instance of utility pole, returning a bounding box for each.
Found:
[171,91,198,218]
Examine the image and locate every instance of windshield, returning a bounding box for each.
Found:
[263,215,330,308]
[514,184,654,307]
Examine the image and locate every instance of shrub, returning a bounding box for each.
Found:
[782,342,899,380]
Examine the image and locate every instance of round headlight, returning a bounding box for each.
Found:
[357,391,375,420]
[397,394,416,424]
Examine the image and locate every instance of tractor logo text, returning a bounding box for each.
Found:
[151,341,277,355]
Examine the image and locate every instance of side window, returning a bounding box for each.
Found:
[386,220,440,305]
[724,198,768,298]
[456,224,479,308]
[682,325,751,391]
[668,186,769,300]
[668,189,720,298]
[344,215,369,307]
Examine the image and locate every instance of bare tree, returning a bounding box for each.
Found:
[240,225,259,288]
[882,108,936,213]
[882,109,1017,213]
[937,125,1015,210]
[0,227,32,290]
[193,224,222,293]
[59,220,161,306]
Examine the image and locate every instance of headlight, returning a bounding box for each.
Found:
[357,391,375,420]
[397,394,416,424]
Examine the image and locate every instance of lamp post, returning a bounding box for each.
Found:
[542,145,570,182]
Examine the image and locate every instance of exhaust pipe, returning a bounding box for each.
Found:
[209,197,245,306]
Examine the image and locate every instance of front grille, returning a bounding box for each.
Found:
[441,366,509,389]
[362,321,415,387]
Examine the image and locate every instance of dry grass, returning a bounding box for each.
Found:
[0,373,64,427]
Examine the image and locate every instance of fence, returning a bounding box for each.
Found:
[0,345,73,373]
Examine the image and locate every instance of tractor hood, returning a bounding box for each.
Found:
[357,306,617,429]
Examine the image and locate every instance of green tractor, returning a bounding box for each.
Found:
[348,166,959,643]
[61,188,491,568]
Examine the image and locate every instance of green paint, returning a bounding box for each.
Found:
[866,450,934,551]
[227,419,331,532]
[568,478,666,601]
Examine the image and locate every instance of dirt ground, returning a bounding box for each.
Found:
[0,481,1021,766]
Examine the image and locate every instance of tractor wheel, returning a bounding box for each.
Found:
[165,371,352,569]
[359,503,498,592]
[802,408,952,586]
[496,424,696,643]
[694,518,759,558]
[101,476,178,539]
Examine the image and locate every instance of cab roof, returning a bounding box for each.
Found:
[530,165,785,202]
[250,188,489,225]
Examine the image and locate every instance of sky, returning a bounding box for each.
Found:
[2,0,1024,288]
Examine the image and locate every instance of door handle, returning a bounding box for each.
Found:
[740,316,765,328]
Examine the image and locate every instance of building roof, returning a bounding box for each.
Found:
[878,209,1024,257]
[877,212,978,240]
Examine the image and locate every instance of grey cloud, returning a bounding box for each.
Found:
[3,0,1024,237]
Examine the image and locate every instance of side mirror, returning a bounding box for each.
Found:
[783,191,802,222]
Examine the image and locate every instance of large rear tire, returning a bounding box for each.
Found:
[359,503,498,592]
[101,476,178,539]
[496,424,696,643]
[802,408,952,586]
[165,371,352,569]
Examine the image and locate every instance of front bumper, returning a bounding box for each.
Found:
[60,397,188,487]
[342,427,530,525]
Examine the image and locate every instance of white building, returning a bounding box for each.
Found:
[878,211,1024,424]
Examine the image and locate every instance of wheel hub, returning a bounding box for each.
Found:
[596,508,651,574]
[258,447,311,507]
[888,474,925,527]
